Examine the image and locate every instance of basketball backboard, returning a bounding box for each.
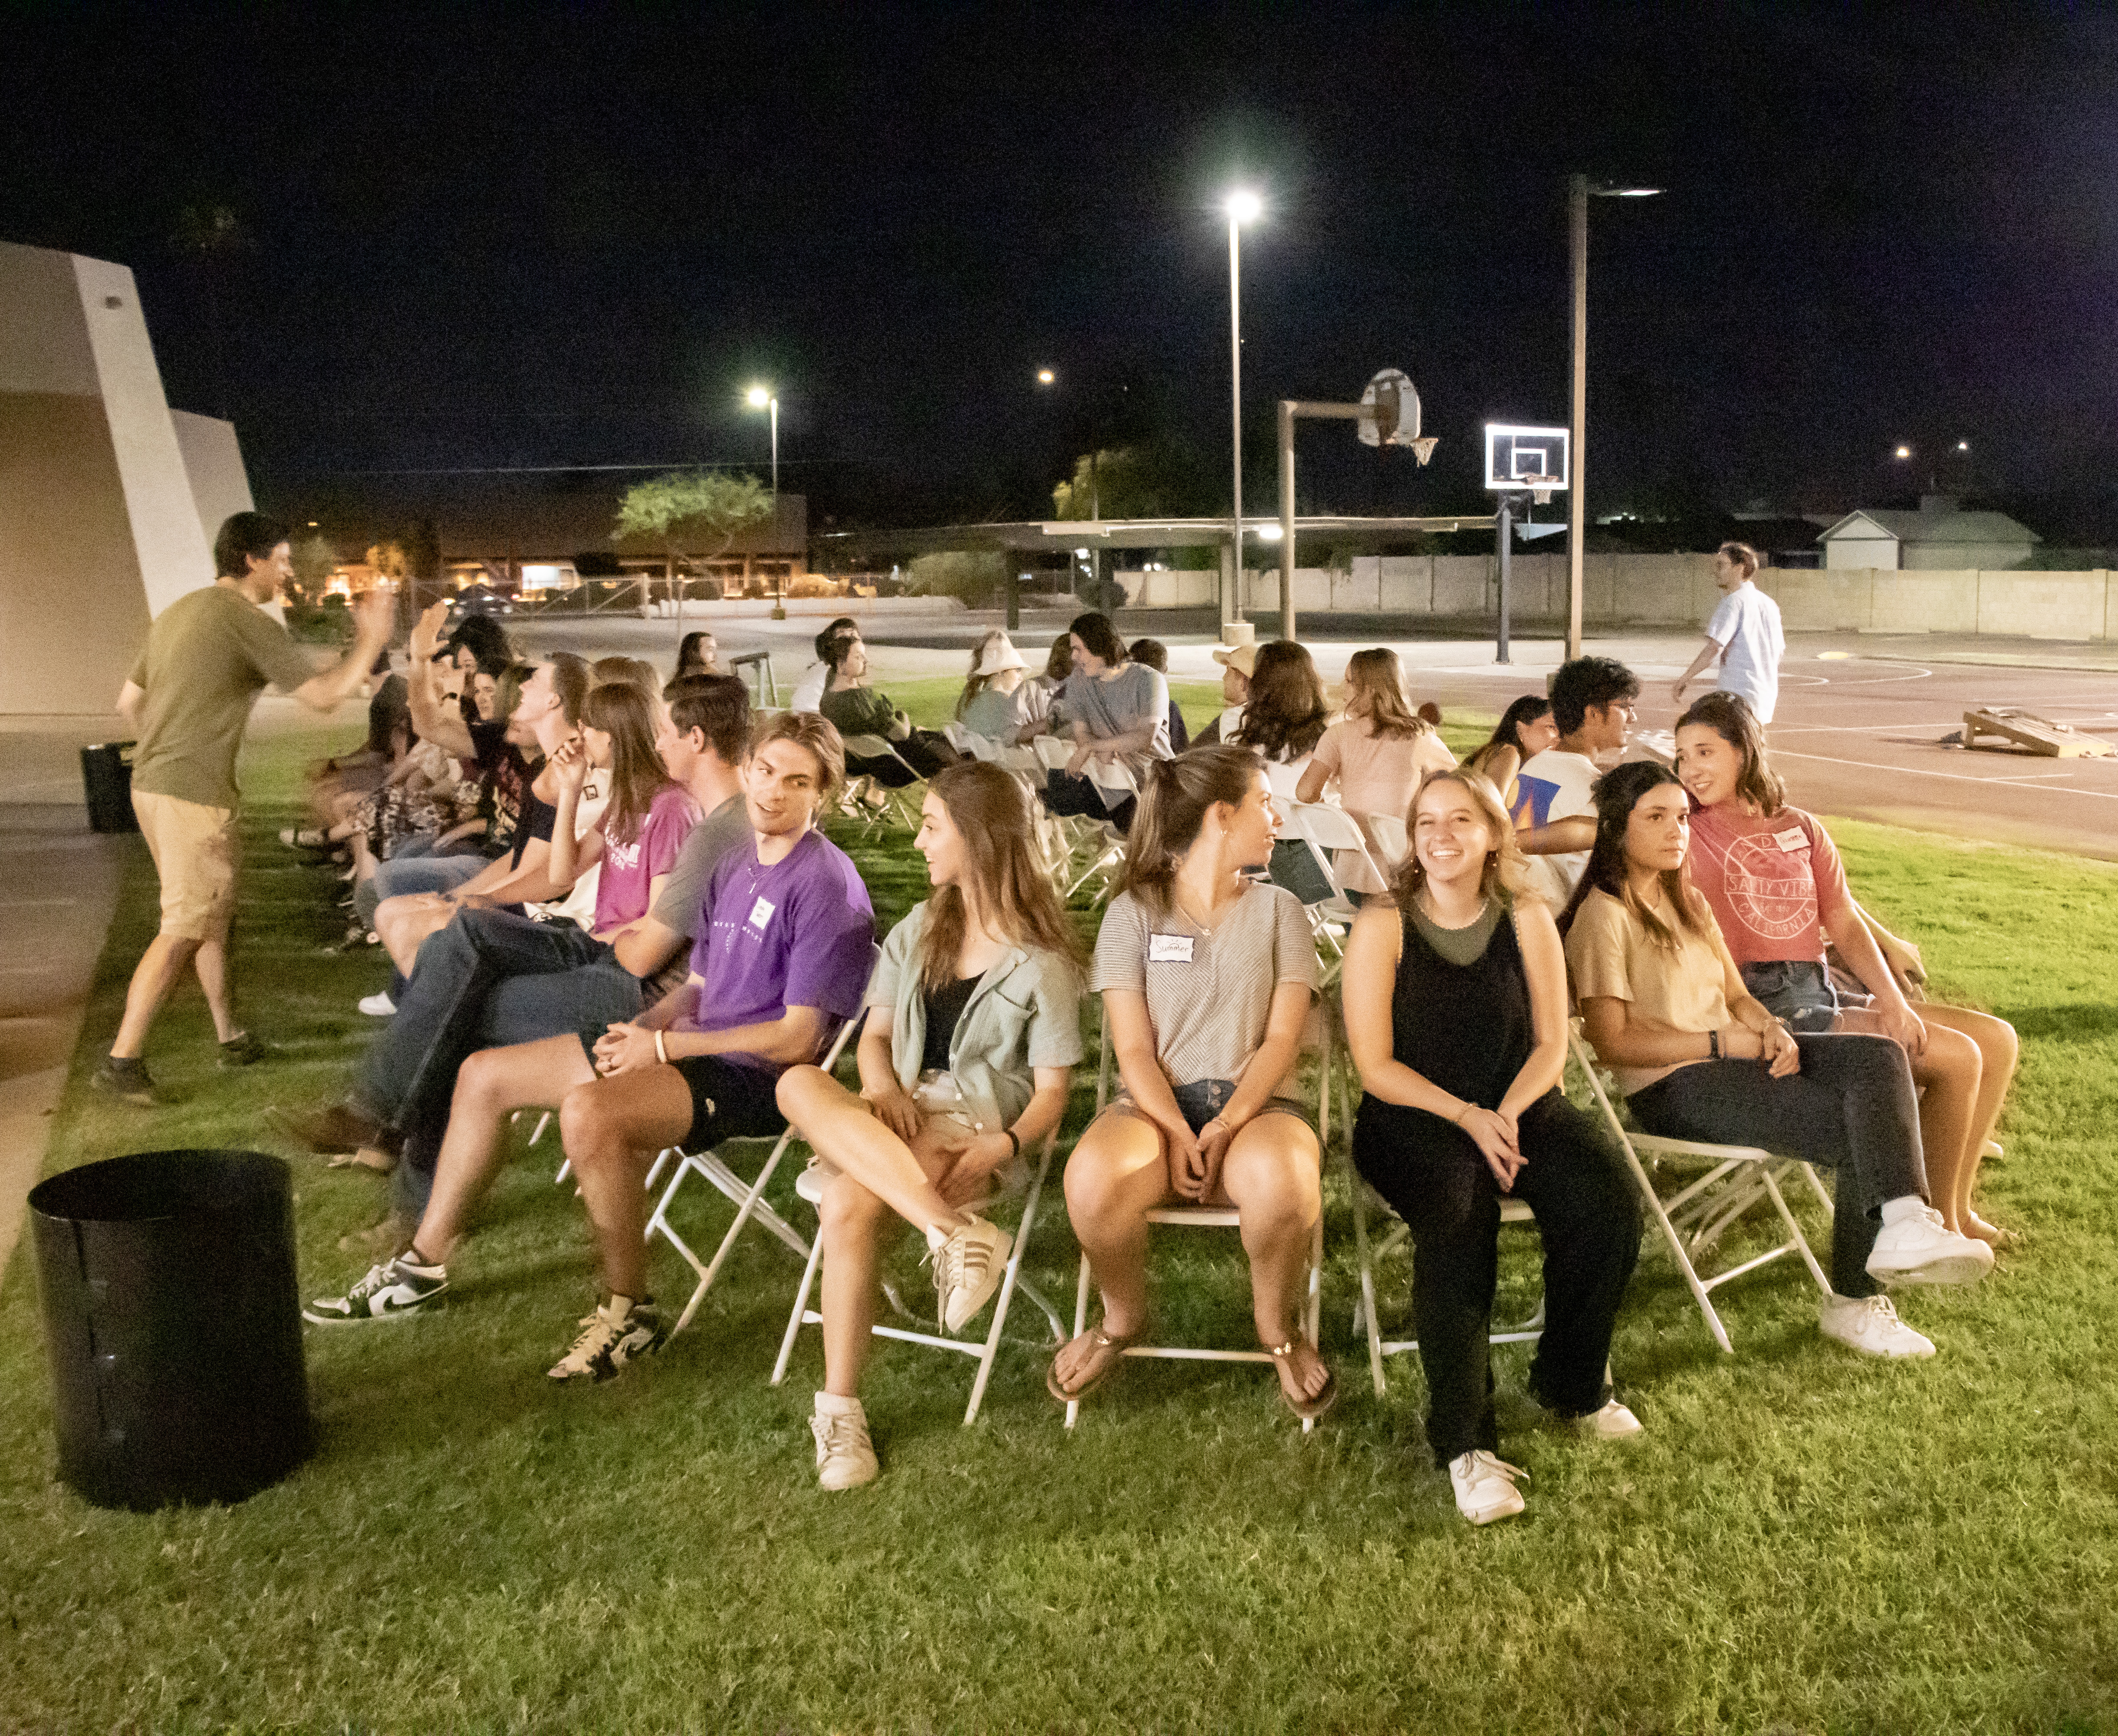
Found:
[1484,424,1570,493]
[1359,369,1423,448]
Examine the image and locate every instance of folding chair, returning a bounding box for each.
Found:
[1567,1022,1834,1354]
[838,734,925,831]
[1032,736,1128,905]
[1363,811,1410,875]
[1065,998,1331,1433]
[1285,802,1377,977]
[644,1001,867,1335]
[728,649,779,708]
[768,1130,1069,1425]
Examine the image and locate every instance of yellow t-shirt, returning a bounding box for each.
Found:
[1565,886,1742,1095]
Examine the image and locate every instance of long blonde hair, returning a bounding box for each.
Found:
[915,763,1088,989]
[1388,768,1533,911]
[1343,648,1431,743]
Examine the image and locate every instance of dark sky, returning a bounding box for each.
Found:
[7,3,2118,528]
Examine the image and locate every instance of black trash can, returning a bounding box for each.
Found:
[80,741,139,834]
[29,1151,313,1511]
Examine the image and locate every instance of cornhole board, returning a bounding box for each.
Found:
[1961,708,2115,758]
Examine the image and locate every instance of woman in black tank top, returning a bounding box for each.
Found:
[1343,769,1641,1526]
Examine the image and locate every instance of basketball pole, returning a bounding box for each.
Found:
[1497,493,1513,664]
[1228,210,1246,627]
[1567,171,1588,663]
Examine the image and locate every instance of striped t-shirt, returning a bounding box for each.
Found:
[1092,881,1318,1100]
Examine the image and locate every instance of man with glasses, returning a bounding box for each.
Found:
[1515,657,1642,907]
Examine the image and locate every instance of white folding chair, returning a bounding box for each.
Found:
[838,734,925,831]
[1567,1023,1834,1354]
[1033,736,1128,904]
[1065,999,1331,1432]
[769,1130,1069,1425]
[1362,810,1410,874]
[644,1002,867,1336]
[1285,802,1377,976]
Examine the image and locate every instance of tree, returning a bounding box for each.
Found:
[1050,441,1210,521]
[614,471,775,593]
[288,529,338,606]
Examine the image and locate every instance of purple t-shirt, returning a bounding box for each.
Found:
[679,827,875,1072]
[594,783,701,934]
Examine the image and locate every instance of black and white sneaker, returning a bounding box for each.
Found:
[547,1294,665,1383]
[302,1254,448,1325]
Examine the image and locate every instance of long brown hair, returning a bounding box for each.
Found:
[1388,769,1531,910]
[915,763,1088,990]
[1342,648,1431,743]
[582,682,675,843]
[1234,641,1329,761]
[1557,760,1714,951]
[957,630,1012,720]
[1676,691,1785,814]
[1117,744,1263,917]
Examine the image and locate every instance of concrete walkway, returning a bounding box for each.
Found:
[0,727,130,1282]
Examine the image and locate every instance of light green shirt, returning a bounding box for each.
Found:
[866,900,1084,1134]
[127,585,317,809]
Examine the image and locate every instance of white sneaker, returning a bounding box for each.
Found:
[1819,1292,1936,1358]
[1448,1450,1528,1525]
[1577,1399,1644,1440]
[811,1397,879,1490]
[927,1214,1012,1332]
[358,992,396,1017]
[1865,1204,1994,1287]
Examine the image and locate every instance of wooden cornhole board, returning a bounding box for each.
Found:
[1962,708,2115,758]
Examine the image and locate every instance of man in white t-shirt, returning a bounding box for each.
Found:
[789,616,862,714]
[1672,541,1784,723]
[1516,656,1641,907]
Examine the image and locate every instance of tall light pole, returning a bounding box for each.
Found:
[1566,175,1661,660]
[747,385,782,615]
[1224,188,1261,626]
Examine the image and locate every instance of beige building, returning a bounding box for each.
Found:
[0,240,253,716]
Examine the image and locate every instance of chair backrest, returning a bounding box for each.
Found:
[1032,735,1074,773]
[841,733,912,769]
[1365,811,1409,870]
[1084,754,1141,798]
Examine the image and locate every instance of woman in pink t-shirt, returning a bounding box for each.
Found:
[549,682,701,937]
[1297,648,1456,895]
[1676,692,2019,1246]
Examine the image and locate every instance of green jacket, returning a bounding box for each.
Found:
[868,901,1084,1134]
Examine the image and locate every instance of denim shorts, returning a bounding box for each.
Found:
[1109,1077,1317,1138]
[1740,959,1871,1034]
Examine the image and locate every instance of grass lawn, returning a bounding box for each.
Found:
[3,705,2115,1733]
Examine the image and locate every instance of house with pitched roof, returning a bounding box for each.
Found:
[1817,496,2039,570]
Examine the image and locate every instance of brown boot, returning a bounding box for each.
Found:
[272,1102,390,1157]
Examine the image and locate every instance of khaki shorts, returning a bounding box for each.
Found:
[132,789,240,941]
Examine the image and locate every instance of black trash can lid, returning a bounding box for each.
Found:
[30,1151,290,1226]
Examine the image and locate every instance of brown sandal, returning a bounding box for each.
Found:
[1046,1324,1135,1406]
[1267,1338,1339,1421]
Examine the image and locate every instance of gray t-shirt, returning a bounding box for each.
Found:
[1091,881,1317,1100]
[648,794,750,936]
[1062,664,1173,760]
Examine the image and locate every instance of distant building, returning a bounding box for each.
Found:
[1817,496,2040,570]
[0,239,254,715]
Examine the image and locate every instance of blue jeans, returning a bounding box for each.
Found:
[355,852,489,929]
[1741,959,1873,1034]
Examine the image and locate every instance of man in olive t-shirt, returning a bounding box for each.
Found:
[95,512,395,1105]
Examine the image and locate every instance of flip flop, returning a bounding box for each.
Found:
[1267,1338,1339,1422]
[1046,1323,1135,1406]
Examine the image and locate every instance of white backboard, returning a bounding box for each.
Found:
[1483,423,1570,491]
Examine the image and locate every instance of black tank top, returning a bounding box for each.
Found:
[1382,900,1533,1112]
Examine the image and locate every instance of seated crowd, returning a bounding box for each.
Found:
[267,612,2019,1526]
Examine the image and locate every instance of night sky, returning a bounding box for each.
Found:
[6,4,2117,531]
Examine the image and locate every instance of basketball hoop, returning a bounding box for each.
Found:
[1410,436,1438,466]
[1533,487,1552,506]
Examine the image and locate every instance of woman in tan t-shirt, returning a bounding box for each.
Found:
[1563,761,1992,1362]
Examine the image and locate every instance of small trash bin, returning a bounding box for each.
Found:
[79,741,139,834]
[29,1151,313,1511]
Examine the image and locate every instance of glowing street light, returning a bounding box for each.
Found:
[1223,187,1263,624]
[1036,368,1056,385]
[1895,445,1912,459]
[744,386,779,496]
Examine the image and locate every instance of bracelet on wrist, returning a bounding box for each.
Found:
[1451,1100,1472,1125]
[1004,1128,1021,1159]
[1708,1028,1722,1061]
[654,1029,668,1065]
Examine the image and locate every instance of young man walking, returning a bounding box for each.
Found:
[1671,540,1785,724]
[97,512,396,1104]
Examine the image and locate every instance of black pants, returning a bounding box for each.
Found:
[1625,1033,1925,1299]
[1354,1090,1641,1467]
[1041,770,1136,834]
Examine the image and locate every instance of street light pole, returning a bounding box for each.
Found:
[1224,190,1260,627]
[1567,172,1588,662]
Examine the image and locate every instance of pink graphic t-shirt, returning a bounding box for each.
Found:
[593,783,701,935]
[1687,800,1850,967]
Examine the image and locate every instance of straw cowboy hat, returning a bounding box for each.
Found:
[1210,640,1260,677]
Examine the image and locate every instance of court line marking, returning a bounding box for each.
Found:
[1773,747,2118,799]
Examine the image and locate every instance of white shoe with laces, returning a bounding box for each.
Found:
[1449,1450,1528,1526]
[1865,1203,1993,1287]
[812,1395,879,1490]
[1819,1292,1936,1358]
[925,1214,1012,1333]
[358,992,396,1017]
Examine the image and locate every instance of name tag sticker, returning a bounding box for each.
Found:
[1773,828,1810,853]
[748,897,776,931]
[1148,932,1195,964]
